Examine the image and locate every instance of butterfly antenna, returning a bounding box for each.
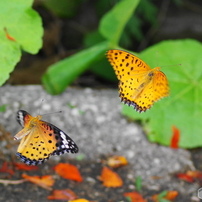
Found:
[161,63,182,68]
[37,98,47,115]
[42,111,63,117]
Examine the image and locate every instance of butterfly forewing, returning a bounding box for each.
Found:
[16,110,32,127]
[15,110,78,165]
[106,49,151,81]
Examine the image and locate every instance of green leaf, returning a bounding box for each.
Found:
[42,41,109,94]
[90,57,117,82]
[122,39,202,148]
[43,0,81,18]
[84,30,105,48]
[0,104,7,112]
[137,0,158,25]
[99,0,140,46]
[135,176,142,192]
[0,0,43,54]
[0,0,43,85]
[157,191,168,198]
[125,196,132,202]
[0,32,21,85]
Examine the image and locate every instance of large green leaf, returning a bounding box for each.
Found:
[99,0,140,46]
[42,41,109,94]
[0,0,43,85]
[122,39,202,148]
[0,32,21,84]
[0,0,43,53]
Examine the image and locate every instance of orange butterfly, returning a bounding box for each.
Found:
[106,49,169,112]
[14,110,78,165]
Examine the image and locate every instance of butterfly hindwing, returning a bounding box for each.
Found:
[42,121,79,155]
[15,110,78,166]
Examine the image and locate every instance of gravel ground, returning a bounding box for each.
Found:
[0,85,199,202]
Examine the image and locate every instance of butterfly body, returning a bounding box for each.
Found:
[15,110,78,166]
[106,49,169,112]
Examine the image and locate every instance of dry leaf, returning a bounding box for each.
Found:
[47,189,77,200]
[170,126,180,149]
[124,191,147,202]
[14,163,38,171]
[69,199,91,202]
[187,170,202,180]
[0,162,14,175]
[53,163,83,182]
[99,166,123,187]
[176,173,194,183]
[107,156,128,168]
[152,190,178,201]
[176,170,202,183]
[22,174,55,190]
[165,191,178,200]
[4,27,16,41]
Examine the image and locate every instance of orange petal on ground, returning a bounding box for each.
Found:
[187,170,202,180]
[175,170,202,183]
[0,162,14,175]
[22,174,55,190]
[176,173,194,183]
[47,189,77,200]
[99,166,123,187]
[170,126,180,149]
[14,162,38,171]
[107,156,128,168]
[152,190,178,201]
[53,163,83,182]
[124,191,147,202]
[164,190,178,200]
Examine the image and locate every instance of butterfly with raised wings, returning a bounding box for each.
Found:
[14,110,78,166]
[106,49,169,112]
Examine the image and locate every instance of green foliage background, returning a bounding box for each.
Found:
[0,0,43,85]
[1,0,202,148]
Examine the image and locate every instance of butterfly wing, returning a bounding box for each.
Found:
[106,49,169,112]
[16,110,32,127]
[107,50,152,110]
[16,110,78,166]
[42,121,79,156]
[106,49,151,81]
[132,70,169,112]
